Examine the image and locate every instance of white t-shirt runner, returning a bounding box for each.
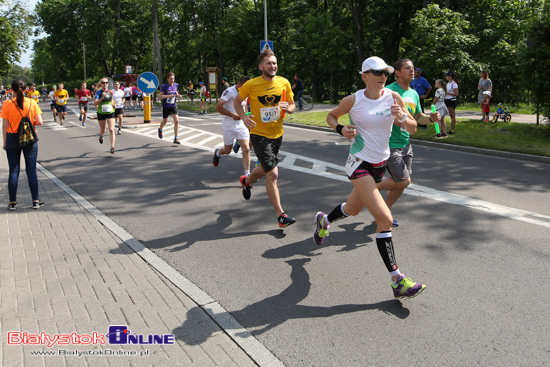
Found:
[220,86,247,126]
[113,90,125,108]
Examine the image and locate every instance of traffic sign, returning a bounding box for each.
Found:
[137,72,159,94]
[260,40,274,53]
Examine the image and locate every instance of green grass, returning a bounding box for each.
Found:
[283,113,550,157]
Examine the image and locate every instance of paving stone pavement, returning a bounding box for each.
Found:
[0,152,258,366]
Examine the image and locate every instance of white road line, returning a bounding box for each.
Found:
[126,125,550,229]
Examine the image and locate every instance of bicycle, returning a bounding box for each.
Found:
[295,93,314,111]
[492,104,512,123]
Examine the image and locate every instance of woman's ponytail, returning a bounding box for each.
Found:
[11,78,27,110]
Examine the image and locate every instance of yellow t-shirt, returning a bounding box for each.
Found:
[28,90,41,100]
[54,89,69,105]
[238,75,293,139]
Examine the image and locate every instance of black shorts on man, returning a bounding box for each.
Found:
[250,134,282,173]
[55,105,68,113]
[78,103,88,112]
[162,106,178,119]
[115,108,124,117]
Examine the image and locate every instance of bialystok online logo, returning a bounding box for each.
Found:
[8,325,175,348]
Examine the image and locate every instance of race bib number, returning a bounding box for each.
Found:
[345,153,363,177]
[80,96,88,102]
[101,104,113,113]
[57,99,65,104]
[260,106,280,123]
[167,95,176,104]
[32,95,38,99]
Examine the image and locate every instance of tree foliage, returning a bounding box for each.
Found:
[0,0,31,76]
[0,0,544,121]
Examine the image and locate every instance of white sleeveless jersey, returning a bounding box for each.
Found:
[348,88,394,163]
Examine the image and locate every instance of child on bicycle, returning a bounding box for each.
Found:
[481,91,491,122]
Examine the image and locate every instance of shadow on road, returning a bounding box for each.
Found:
[172,258,409,345]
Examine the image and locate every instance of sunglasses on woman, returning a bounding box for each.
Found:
[367,70,389,77]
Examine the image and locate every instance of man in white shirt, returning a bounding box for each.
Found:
[113,81,126,134]
[212,76,251,177]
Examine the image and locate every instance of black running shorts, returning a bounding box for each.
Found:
[348,160,387,183]
[250,134,282,173]
[162,106,178,119]
[97,113,115,121]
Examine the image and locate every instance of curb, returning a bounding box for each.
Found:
[36,163,285,367]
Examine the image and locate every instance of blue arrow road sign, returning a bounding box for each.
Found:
[260,40,274,53]
[137,72,159,94]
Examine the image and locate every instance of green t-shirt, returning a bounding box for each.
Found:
[385,82,421,149]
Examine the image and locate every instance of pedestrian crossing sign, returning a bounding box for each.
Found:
[260,41,274,53]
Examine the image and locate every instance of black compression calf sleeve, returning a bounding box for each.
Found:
[327,203,349,223]
[376,231,398,272]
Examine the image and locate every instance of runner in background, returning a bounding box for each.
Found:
[27,86,40,103]
[213,75,251,177]
[124,83,132,109]
[94,78,116,154]
[53,83,69,125]
[112,81,125,135]
[75,82,91,126]
[199,82,207,115]
[48,85,57,122]
[158,72,182,144]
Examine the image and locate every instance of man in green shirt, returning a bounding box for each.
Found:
[379,58,439,226]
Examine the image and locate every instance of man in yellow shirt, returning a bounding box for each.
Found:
[233,49,297,228]
[54,83,69,125]
[27,86,41,103]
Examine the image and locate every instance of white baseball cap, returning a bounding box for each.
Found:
[359,56,394,74]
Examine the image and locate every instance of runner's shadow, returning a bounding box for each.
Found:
[141,210,286,252]
[172,258,409,344]
[263,222,370,260]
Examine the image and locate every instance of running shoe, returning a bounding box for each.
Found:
[213,148,220,167]
[278,213,296,228]
[110,147,115,154]
[433,134,441,138]
[82,122,85,126]
[99,136,103,144]
[199,111,203,115]
[79,114,82,121]
[233,141,240,153]
[240,175,252,200]
[392,274,426,300]
[158,128,163,139]
[32,201,45,209]
[448,130,454,135]
[117,129,122,135]
[392,219,399,227]
[7,202,17,211]
[173,138,181,144]
[313,212,329,245]
[255,159,260,168]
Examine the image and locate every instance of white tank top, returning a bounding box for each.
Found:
[348,88,394,163]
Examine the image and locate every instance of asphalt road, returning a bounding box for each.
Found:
[34,100,550,366]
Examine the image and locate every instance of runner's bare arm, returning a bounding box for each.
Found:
[216,99,240,120]
[326,95,357,139]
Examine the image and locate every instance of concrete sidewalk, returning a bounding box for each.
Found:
[0,152,269,365]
